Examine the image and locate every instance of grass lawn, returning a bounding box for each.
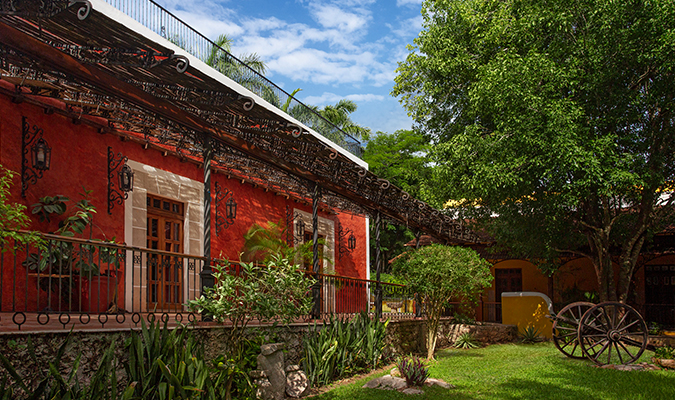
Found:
[311,342,675,400]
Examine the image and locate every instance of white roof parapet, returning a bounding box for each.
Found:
[91,0,367,168]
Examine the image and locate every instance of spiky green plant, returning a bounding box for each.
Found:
[519,326,544,344]
[396,356,430,387]
[454,332,479,349]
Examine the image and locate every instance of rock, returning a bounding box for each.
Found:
[254,376,273,400]
[362,377,384,389]
[257,343,286,400]
[390,367,400,377]
[286,370,309,398]
[425,378,454,389]
[401,387,424,395]
[286,364,301,373]
[379,375,407,390]
[260,343,285,356]
[249,370,267,379]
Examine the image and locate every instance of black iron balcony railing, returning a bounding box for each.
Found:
[0,233,414,332]
[102,0,363,158]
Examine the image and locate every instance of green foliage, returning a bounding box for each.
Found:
[393,244,492,358]
[648,322,664,336]
[654,345,675,360]
[302,312,389,387]
[519,327,544,344]
[0,321,236,400]
[0,165,41,250]
[0,332,124,400]
[453,332,479,349]
[240,220,322,265]
[123,319,229,400]
[395,356,430,387]
[393,0,675,303]
[189,256,313,399]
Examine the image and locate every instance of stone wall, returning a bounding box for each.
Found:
[0,319,519,391]
[384,318,519,355]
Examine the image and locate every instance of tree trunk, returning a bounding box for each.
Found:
[426,300,441,360]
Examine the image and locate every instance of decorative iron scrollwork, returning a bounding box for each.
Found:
[1,0,90,19]
[238,95,255,111]
[215,181,237,235]
[107,146,133,214]
[21,116,51,198]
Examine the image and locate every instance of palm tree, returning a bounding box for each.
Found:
[206,34,279,106]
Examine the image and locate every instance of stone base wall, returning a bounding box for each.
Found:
[0,319,519,389]
[384,318,519,356]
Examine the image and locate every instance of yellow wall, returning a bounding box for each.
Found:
[483,259,551,302]
[501,292,553,338]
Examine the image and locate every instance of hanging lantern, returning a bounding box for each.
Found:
[31,137,51,171]
[118,163,134,192]
[226,196,237,220]
[348,233,356,250]
[296,220,305,238]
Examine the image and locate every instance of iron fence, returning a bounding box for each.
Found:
[102,0,363,158]
[0,233,413,331]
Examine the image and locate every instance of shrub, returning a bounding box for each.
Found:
[519,326,544,344]
[654,345,675,360]
[303,312,389,387]
[395,356,430,387]
[454,332,479,349]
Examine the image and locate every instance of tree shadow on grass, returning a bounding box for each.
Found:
[486,362,675,400]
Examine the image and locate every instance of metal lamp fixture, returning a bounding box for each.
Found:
[296,220,305,238]
[348,233,356,250]
[215,182,237,235]
[31,137,51,171]
[118,163,135,193]
[226,196,237,220]
[337,222,356,260]
[108,146,133,214]
[21,116,50,197]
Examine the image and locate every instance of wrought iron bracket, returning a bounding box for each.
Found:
[1,0,91,20]
[107,146,128,214]
[20,116,47,198]
[214,181,234,235]
[337,221,355,260]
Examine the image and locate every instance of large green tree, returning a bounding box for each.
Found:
[362,129,432,270]
[393,0,675,302]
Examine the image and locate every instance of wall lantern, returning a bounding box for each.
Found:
[296,220,305,238]
[337,222,356,260]
[348,233,357,251]
[21,116,50,198]
[118,163,135,193]
[108,146,133,214]
[226,196,237,220]
[31,137,51,171]
[215,182,237,235]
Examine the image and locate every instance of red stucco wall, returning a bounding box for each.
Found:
[0,87,368,312]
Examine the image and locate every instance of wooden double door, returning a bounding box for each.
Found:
[146,194,184,311]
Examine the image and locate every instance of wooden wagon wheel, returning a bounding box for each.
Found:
[552,301,595,359]
[577,302,648,365]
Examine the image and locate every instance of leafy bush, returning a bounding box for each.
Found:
[648,322,664,336]
[188,256,313,399]
[519,326,544,344]
[454,332,479,349]
[654,345,675,360]
[303,312,389,387]
[396,356,430,387]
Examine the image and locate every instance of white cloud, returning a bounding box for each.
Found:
[302,92,384,105]
[396,0,423,7]
[309,3,370,33]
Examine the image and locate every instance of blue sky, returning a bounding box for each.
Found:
[156,0,424,135]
